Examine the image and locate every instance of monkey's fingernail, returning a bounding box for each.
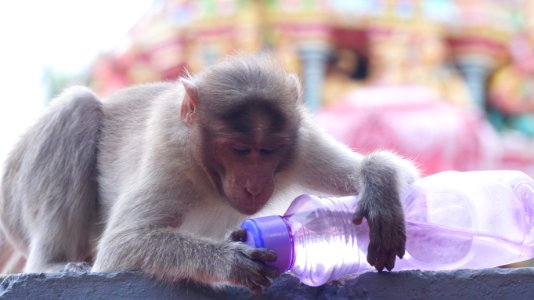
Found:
[374,257,386,272]
[386,260,395,271]
[397,249,405,259]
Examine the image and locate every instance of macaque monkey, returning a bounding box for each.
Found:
[0,54,418,292]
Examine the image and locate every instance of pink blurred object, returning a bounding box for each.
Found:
[315,85,500,175]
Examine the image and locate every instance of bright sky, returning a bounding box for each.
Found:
[0,0,154,164]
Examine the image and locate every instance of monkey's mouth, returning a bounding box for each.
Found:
[225,193,271,215]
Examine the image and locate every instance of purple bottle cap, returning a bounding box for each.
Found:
[240,215,295,272]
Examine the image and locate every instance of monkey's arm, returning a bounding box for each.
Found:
[294,118,419,272]
[92,183,279,293]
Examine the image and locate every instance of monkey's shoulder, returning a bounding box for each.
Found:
[98,81,183,127]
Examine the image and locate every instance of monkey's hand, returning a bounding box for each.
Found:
[352,152,419,273]
[224,229,280,294]
[353,196,405,273]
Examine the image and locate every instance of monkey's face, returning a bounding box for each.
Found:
[214,143,277,214]
[199,112,297,215]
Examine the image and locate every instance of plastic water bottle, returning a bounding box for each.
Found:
[240,170,534,286]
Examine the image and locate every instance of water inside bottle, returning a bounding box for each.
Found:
[287,198,366,286]
[403,179,534,269]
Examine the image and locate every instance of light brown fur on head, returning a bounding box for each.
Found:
[192,54,301,120]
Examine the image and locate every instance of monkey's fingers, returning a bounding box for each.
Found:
[259,264,281,279]
[248,248,277,262]
[241,273,271,292]
[366,239,381,270]
[355,207,390,271]
[243,280,263,295]
[366,219,391,272]
[374,247,391,272]
[372,249,397,273]
[386,219,406,262]
[254,274,273,288]
[230,263,272,293]
[368,221,406,272]
[397,246,405,259]
[385,250,397,271]
[242,269,275,294]
[365,215,379,265]
[229,229,247,242]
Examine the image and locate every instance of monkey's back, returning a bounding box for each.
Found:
[0,87,103,256]
[96,82,179,216]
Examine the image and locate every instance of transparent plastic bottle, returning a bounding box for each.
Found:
[241,170,534,286]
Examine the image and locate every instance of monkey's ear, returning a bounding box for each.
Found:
[288,74,303,104]
[180,78,198,124]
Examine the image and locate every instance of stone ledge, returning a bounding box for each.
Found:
[1,268,533,299]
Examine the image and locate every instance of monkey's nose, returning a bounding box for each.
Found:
[245,184,263,198]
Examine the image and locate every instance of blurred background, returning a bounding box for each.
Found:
[2,0,534,177]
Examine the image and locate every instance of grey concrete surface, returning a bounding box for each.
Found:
[1,268,534,299]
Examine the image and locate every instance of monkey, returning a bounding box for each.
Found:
[0,54,418,293]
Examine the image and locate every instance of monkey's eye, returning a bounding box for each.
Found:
[259,147,276,155]
[232,146,251,155]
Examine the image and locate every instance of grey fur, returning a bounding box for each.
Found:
[1,87,102,271]
[0,55,418,290]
